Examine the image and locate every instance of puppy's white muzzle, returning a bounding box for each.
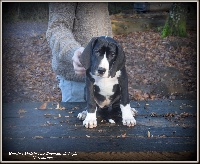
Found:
[96,53,109,77]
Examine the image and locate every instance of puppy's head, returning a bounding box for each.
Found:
[80,36,125,78]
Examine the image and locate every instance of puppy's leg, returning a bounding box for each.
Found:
[82,74,97,128]
[83,107,97,128]
[77,109,87,120]
[119,68,136,127]
[120,104,136,126]
[131,107,137,116]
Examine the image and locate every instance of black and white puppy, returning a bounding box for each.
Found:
[77,36,137,128]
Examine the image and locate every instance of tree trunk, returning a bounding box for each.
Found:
[162,3,187,38]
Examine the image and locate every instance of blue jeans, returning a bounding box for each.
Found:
[57,75,85,102]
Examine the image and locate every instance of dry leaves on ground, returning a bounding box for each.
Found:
[2,22,197,103]
[114,30,197,100]
[3,32,61,102]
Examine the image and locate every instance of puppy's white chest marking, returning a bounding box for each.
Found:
[95,78,116,95]
[92,71,121,107]
[92,71,121,95]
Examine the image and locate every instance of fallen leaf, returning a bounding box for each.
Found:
[147,131,151,138]
[150,112,157,117]
[56,103,65,110]
[121,133,126,138]
[55,103,60,109]
[44,114,51,117]
[17,109,27,114]
[39,102,47,110]
[33,136,43,139]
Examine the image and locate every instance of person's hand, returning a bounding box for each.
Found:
[72,47,86,76]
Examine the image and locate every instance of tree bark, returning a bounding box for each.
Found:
[162,3,187,38]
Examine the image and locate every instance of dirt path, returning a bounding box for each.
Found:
[3,21,48,38]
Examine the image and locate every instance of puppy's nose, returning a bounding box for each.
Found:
[98,67,106,75]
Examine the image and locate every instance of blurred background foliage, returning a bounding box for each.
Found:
[2,2,196,22]
[2,2,135,22]
[2,2,49,22]
[2,2,196,36]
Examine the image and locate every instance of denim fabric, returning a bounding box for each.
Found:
[57,75,85,102]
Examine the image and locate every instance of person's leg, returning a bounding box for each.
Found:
[57,75,85,102]
[70,80,85,102]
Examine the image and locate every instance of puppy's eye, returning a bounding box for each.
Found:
[94,50,100,56]
[111,53,115,58]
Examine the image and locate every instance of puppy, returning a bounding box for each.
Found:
[77,36,137,128]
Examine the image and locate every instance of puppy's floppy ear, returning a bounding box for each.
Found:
[109,43,126,78]
[80,37,98,70]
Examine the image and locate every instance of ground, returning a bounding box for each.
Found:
[2,100,197,161]
[2,16,197,103]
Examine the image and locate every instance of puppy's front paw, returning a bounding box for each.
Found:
[122,116,136,127]
[83,112,97,128]
[131,108,137,116]
[121,104,137,127]
[77,110,87,120]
